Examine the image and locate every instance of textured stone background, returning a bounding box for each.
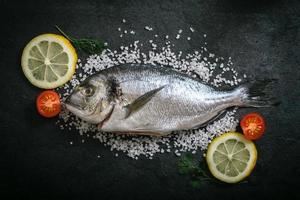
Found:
[0,0,299,199]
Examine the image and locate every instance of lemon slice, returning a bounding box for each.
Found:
[206,132,257,183]
[21,34,77,89]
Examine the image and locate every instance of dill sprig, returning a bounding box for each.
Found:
[55,25,106,55]
[178,153,214,188]
[178,153,251,187]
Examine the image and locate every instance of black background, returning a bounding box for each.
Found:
[1,0,300,199]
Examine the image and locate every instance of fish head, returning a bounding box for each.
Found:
[65,76,115,124]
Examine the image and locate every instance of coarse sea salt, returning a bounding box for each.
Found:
[56,24,243,159]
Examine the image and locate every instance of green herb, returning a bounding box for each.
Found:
[190,180,202,188]
[178,153,214,188]
[178,153,196,174]
[55,25,106,55]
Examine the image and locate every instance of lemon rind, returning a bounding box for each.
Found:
[206,132,257,183]
[21,34,77,89]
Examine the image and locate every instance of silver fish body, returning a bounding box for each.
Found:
[65,64,274,136]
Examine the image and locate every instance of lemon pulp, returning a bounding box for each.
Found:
[206,132,257,183]
[21,34,77,89]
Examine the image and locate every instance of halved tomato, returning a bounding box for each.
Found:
[36,90,61,118]
[240,113,266,140]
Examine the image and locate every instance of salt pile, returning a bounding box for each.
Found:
[56,22,244,159]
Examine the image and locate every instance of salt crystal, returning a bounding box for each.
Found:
[145,26,153,31]
[56,25,243,159]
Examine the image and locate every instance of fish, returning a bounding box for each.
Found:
[65,63,277,136]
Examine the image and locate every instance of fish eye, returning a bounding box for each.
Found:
[81,86,95,97]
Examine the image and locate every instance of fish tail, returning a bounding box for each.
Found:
[236,79,280,107]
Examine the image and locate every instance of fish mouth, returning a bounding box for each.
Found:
[64,96,92,117]
[65,95,81,109]
[64,101,88,116]
[65,95,114,125]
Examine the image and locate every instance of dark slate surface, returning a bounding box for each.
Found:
[0,0,300,199]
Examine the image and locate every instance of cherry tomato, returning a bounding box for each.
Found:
[240,113,266,140]
[36,90,61,118]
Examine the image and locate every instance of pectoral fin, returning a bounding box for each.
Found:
[123,86,165,118]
